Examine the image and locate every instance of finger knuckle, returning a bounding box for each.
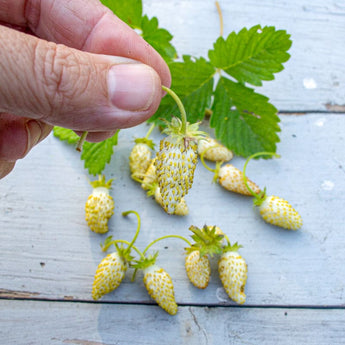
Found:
[36,42,92,115]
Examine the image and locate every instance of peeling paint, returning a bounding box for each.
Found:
[321,180,335,191]
[0,288,40,299]
[325,103,345,112]
[63,340,110,345]
[303,78,317,89]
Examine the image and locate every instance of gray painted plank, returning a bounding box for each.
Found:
[1,114,344,306]
[143,0,345,111]
[0,300,344,345]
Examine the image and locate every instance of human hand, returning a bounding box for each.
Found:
[0,0,171,179]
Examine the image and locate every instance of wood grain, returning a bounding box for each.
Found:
[1,300,344,345]
[1,114,344,306]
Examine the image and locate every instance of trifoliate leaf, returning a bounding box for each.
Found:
[208,25,292,86]
[53,127,119,175]
[141,15,177,63]
[53,126,80,144]
[100,0,142,28]
[150,56,215,126]
[81,132,119,176]
[210,77,280,157]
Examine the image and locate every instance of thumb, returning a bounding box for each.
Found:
[0,26,162,132]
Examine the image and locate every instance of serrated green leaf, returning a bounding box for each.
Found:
[141,15,177,63]
[210,77,280,157]
[53,126,80,144]
[209,25,292,86]
[81,131,119,176]
[150,56,216,126]
[54,127,119,175]
[100,0,142,28]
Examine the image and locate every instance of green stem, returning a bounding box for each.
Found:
[143,234,191,255]
[162,85,187,134]
[122,210,142,256]
[242,151,281,198]
[145,123,155,139]
[199,148,217,174]
[76,131,88,152]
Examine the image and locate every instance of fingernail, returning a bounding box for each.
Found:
[25,120,42,155]
[108,64,158,111]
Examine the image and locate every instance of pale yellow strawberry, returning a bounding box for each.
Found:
[143,265,178,315]
[185,250,211,289]
[154,186,189,216]
[155,135,198,214]
[129,141,152,180]
[92,252,127,300]
[218,246,248,304]
[141,158,157,190]
[218,164,261,196]
[259,195,302,230]
[85,176,114,234]
[198,137,233,162]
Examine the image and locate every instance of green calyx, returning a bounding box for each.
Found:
[90,175,113,189]
[161,86,207,142]
[188,225,224,257]
[131,252,159,270]
[162,117,207,145]
[222,241,243,254]
[242,151,281,206]
[134,137,155,150]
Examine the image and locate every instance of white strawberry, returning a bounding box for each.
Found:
[198,137,233,162]
[129,138,154,181]
[218,243,248,304]
[85,175,114,234]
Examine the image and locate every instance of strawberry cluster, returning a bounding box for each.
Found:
[91,213,248,315]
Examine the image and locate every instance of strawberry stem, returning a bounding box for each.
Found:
[143,234,191,255]
[199,147,223,182]
[122,210,142,256]
[101,239,144,260]
[162,86,187,134]
[242,151,281,200]
[145,123,155,139]
[76,131,88,152]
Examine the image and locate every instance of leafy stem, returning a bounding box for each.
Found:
[76,131,88,152]
[162,85,187,134]
[215,1,224,37]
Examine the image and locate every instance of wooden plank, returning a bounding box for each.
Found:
[0,300,344,345]
[142,0,345,111]
[0,114,344,306]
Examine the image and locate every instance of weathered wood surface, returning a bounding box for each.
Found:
[1,300,344,345]
[1,114,345,307]
[1,0,345,343]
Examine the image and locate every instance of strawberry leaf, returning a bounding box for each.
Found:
[141,15,177,63]
[81,132,119,176]
[100,0,142,28]
[53,127,119,175]
[53,126,80,144]
[210,77,280,156]
[150,56,216,126]
[208,25,292,86]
